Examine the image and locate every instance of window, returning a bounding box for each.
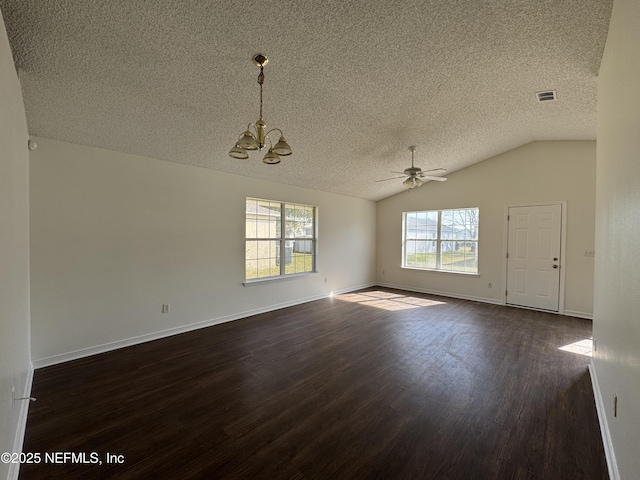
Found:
[245,198,317,281]
[402,208,479,273]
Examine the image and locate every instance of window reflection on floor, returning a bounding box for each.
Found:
[334,291,446,311]
[558,338,593,357]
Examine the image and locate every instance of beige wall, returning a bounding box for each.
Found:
[593,0,640,477]
[29,138,377,365]
[376,141,596,317]
[0,10,31,480]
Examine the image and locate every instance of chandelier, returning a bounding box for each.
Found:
[228,54,292,164]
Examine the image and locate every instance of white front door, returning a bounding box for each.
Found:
[506,204,562,311]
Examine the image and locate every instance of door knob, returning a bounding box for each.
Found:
[553,265,558,269]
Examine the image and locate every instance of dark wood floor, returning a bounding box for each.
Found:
[21,288,608,479]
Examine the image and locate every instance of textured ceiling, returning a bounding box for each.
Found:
[1,0,612,201]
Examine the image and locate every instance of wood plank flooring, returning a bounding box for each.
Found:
[20,288,608,479]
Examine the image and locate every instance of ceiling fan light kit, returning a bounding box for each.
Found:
[376,146,448,189]
[229,54,293,164]
[403,176,424,188]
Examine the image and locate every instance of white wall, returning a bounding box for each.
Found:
[0,10,32,480]
[593,0,640,478]
[376,141,596,317]
[29,138,376,365]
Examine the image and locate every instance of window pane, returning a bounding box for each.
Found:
[468,209,479,240]
[284,205,314,239]
[405,211,433,240]
[296,205,312,222]
[463,245,478,273]
[245,240,280,279]
[450,208,479,241]
[247,199,281,239]
[288,240,312,274]
[405,240,437,269]
[284,204,296,222]
[403,208,478,274]
[415,212,427,238]
[419,240,437,269]
[441,210,453,226]
[405,240,418,266]
[446,243,478,273]
[441,210,453,240]
[440,240,478,272]
[245,199,259,239]
[452,209,465,228]
[405,212,418,239]
[285,251,314,274]
[296,221,306,238]
[413,241,426,268]
[285,204,315,274]
[440,241,453,270]
[245,260,258,279]
[453,210,465,242]
[246,240,258,260]
[247,199,316,280]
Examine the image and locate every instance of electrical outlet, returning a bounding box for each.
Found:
[488,282,493,288]
[162,304,170,313]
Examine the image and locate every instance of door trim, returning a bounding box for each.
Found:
[501,201,567,314]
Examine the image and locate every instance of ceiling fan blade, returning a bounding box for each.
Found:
[376,147,448,186]
[419,175,448,182]
[421,168,448,176]
[375,176,407,182]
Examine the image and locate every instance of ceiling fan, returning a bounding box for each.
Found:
[376,146,447,189]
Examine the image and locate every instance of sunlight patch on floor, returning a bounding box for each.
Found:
[558,338,593,357]
[335,291,446,311]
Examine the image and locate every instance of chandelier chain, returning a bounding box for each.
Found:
[258,66,264,120]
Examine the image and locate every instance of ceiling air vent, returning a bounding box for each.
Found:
[536,90,557,102]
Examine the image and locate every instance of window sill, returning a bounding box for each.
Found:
[243,271,319,286]
[401,267,480,277]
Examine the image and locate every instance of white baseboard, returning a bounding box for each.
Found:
[33,283,376,369]
[588,361,620,480]
[563,310,593,320]
[376,282,503,306]
[376,282,595,319]
[7,363,34,480]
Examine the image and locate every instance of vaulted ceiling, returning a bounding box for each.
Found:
[1,0,612,200]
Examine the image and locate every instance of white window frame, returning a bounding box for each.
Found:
[245,198,317,283]
[402,207,479,275]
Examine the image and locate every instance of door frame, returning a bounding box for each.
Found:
[501,201,567,314]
